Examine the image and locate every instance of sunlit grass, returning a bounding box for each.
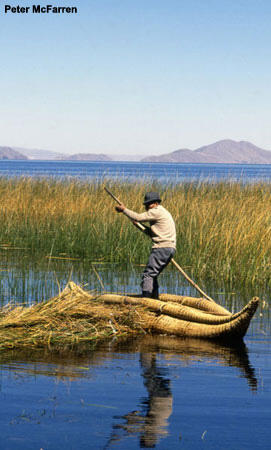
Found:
[1,177,271,288]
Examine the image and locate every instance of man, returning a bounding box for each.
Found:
[115,192,176,299]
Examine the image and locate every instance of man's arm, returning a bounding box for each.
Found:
[115,204,157,222]
[122,207,157,223]
[115,204,152,235]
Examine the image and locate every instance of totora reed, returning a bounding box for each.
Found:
[1,178,271,289]
[0,282,259,350]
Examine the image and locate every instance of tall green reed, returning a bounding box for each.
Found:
[1,177,271,289]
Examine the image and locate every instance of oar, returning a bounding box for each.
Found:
[104,186,214,302]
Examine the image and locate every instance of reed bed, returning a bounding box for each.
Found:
[1,177,271,288]
[0,282,144,350]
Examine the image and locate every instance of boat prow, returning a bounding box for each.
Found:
[98,290,259,342]
[143,297,259,341]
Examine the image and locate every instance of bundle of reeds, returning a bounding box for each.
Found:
[0,282,145,350]
[0,282,259,350]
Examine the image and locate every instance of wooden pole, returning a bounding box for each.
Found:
[170,259,214,302]
[104,186,214,302]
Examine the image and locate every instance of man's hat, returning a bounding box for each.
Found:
[143,192,161,205]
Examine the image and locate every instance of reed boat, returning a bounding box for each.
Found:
[94,291,259,341]
[0,283,259,350]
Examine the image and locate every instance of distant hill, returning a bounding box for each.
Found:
[0,147,28,160]
[14,147,64,160]
[7,147,113,161]
[141,140,271,164]
[4,140,271,164]
[58,153,113,161]
[110,153,147,161]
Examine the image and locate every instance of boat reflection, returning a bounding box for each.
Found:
[138,335,258,392]
[0,336,258,450]
[104,335,257,448]
[0,336,257,390]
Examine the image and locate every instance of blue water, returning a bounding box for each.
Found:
[0,335,270,450]
[1,160,271,182]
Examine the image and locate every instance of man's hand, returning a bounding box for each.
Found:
[115,204,125,213]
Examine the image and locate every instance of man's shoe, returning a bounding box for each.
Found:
[141,291,152,298]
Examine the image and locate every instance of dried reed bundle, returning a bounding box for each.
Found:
[0,282,146,350]
[159,293,231,316]
[0,283,258,350]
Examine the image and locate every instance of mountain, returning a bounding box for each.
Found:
[194,140,271,164]
[8,147,113,161]
[141,140,271,164]
[141,148,207,163]
[14,147,65,160]
[4,140,271,163]
[110,153,145,161]
[58,153,113,161]
[0,146,28,160]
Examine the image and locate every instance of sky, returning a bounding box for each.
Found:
[0,0,271,156]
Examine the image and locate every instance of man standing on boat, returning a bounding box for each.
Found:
[115,192,176,299]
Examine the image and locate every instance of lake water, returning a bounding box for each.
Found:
[0,252,270,449]
[1,159,271,182]
[1,334,271,449]
[0,161,271,449]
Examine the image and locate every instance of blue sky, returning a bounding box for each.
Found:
[0,0,271,155]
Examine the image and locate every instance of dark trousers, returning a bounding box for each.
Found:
[141,247,175,299]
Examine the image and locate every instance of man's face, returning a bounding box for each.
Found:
[145,202,158,211]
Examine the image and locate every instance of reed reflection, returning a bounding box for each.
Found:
[139,336,258,392]
[106,336,258,448]
[0,337,258,392]
[0,336,258,449]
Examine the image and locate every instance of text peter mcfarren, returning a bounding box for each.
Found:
[4,5,78,14]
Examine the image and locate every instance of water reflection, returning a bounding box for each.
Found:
[108,352,173,448]
[0,335,260,449]
[139,336,258,392]
[104,336,258,448]
[140,352,172,447]
[0,337,257,389]
[0,251,267,313]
